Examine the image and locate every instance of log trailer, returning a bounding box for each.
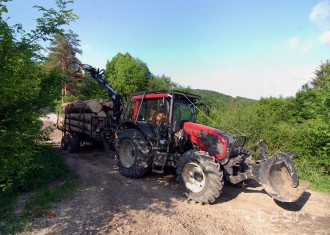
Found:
[59,64,309,204]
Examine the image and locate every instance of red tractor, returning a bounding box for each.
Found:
[79,65,308,204]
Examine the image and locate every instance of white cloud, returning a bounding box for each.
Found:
[310,1,330,30]
[319,31,330,45]
[285,37,313,54]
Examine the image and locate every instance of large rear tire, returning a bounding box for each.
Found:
[116,129,152,178]
[176,150,224,204]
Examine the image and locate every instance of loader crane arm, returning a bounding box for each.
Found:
[79,64,124,123]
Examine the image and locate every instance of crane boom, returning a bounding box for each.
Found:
[79,64,123,123]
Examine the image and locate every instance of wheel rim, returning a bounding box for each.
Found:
[119,139,136,168]
[182,162,206,193]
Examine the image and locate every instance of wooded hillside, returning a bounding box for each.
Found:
[192,65,330,192]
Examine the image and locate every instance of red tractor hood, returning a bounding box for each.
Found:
[182,122,232,159]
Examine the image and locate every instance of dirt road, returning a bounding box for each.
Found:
[24,143,329,235]
[24,125,330,235]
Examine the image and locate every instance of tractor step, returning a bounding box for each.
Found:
[152,152,167,174]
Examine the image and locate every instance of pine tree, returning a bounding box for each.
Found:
[46,30,82,104]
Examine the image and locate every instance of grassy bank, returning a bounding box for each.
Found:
[0,147,75,234]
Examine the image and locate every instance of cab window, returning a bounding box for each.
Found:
[174,101,195,122]
[137,102,148,121]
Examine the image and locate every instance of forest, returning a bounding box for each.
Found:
[0,1,329,230]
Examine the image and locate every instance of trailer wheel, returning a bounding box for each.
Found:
[116,129,152,178]
[176,150,224,204]
[68,136,80,153]
[61,134,69,150]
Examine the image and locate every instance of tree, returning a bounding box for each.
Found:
[148,75,177,91]
[0,0,77,192]
[105,53,151,101]
[46,30,82,104]
[79,75,108,100]
[311,60,330,90]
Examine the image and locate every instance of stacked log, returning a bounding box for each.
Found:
[63,99,114,137]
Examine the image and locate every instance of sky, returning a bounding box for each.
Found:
[6,0,330,99]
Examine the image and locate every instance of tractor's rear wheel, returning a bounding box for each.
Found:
[176,150,224,204]
[116,129,152,178]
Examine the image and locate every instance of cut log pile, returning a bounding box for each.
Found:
[62,99,114,136]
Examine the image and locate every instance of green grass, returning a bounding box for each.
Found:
[0,147,76,234]
[0,190,20,234]
[24,180,75,213]
[297,160,330,193]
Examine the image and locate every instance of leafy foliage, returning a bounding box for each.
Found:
[24,0,78,44]
[105,53,152,101]
[79,76,109,100]
[148,75,177,91]
[0,0,77,192]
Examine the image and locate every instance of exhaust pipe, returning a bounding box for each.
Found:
[256,152,309,202]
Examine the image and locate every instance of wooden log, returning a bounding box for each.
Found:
[66,114,108,127]
[98,98,104,104]
[65,119,92,130]
[65,125,91,136]
[64,100,103,114]
[67,113,96,122]
[103,100,114,109]
[96,110,107,118]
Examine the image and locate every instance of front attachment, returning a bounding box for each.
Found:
[257,152,309,202]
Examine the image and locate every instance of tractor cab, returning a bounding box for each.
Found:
[119,91,201,173]
[123,91,200,146]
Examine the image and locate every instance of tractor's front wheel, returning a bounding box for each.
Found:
[177,150,224,204]
[116,129,152,178]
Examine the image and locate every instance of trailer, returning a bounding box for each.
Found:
[57,65,123,152]
[58,112,111,152]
